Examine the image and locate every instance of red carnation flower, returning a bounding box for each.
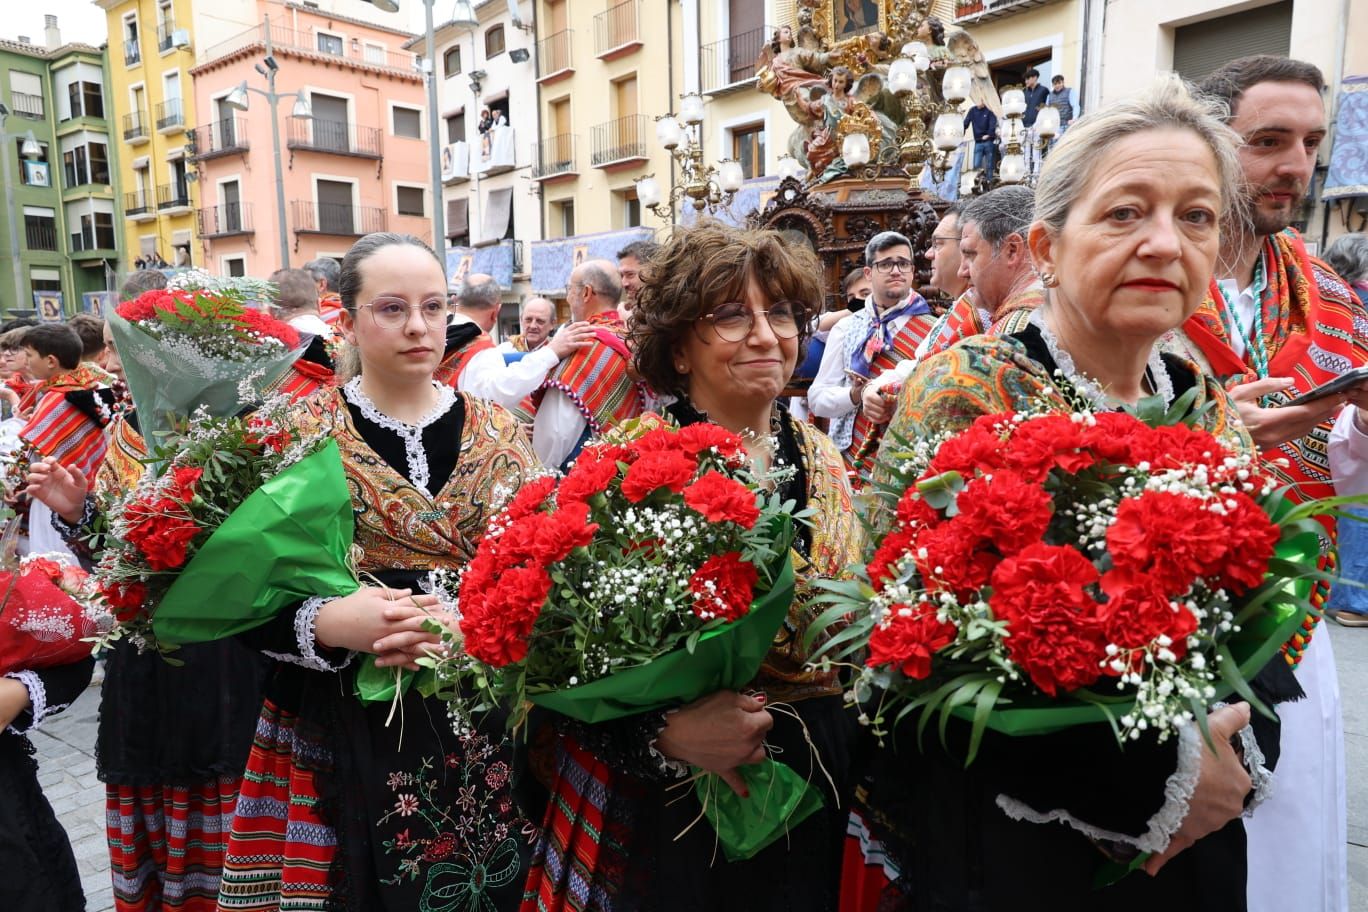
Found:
[894,491,941,531]
[559,455,620,505]
[1099,571,1198,669]
[237,307,302,347]
[1002,415,1096,481]
[955,470,1053,555]
[683,471,761,529]
[503,476,556,523]
[620,450,697,503]
[674,423,746,461]
[866,602,958,680]
[1210,494,1280,594]
[1132,424,1231,472]
[687,551,758,622]
[1106,491,1230,595]
[167,467,203,503]
[990,543,1107,695]
[100,580,147,624]
[927,419,1008,478]
[1081,412,1148,466]
[531,501,599,563]
[459,565,552,667]
[866,527,917,592]
[914,518,996,600]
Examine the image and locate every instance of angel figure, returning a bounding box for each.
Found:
[946,27,1003,118]
[758,26,836,170]
[755,25,796,73]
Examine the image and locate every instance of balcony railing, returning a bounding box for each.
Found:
[124,42,141,66]
[190,117,249,159]
[155,98,184,131]
[10,91,43,119]
[532,134,577,179]
[537,30,573,78]
[286,118,382,159]
[198,203,253,238]
[157,22,177,52]
[124,190,152,216]
[954,0,1057,23]
[701,24,773,93]
[291,200,387,237]
[591,115,648,167]
[24,220,57,252]
[594,1,640,56]
[200,22,416,74]
[122,111,148,141]
[157,182,190,210]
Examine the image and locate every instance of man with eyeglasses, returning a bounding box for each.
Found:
[438,274,593,411]
[858,206,970,421]
[809,230,938,477]
[532,259,644,469]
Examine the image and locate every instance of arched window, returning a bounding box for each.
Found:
[485,25,505,58]
[443,45,461,77]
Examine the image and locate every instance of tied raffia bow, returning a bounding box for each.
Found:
[850,295,930,378]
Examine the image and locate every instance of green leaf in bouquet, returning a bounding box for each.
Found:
[916,470,963,513]
[150,441,358,645]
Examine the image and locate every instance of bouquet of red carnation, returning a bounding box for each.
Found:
[0,552,107,675]
[812,397,1332,761]
[109,282,308,449]
[428,419,816,860]
[93,397,356,656]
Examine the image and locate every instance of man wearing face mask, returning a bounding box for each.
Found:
[531,260,644,469]
[808,231,938,477]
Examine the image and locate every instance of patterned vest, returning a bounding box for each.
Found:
[434,332,496,389]
[533,311,642,437]
[845,312,938,478]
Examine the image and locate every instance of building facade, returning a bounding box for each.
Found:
[190,2,427,275]
[0,17,123,318]
[418,0,540,335]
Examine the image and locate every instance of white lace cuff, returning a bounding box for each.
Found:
[995,720,1201,854]
[1233,712,1274,815]
[263,597,356,673]
[5,670,47,734]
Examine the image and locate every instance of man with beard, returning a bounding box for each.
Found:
[1167,55,1368,912]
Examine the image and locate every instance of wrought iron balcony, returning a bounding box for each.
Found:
[190,117,249,160]
[954,0,1060,24]
[122,111,149,142]
[594,1,641,57]
[24,219,57,252]
[156,182,190,210]
[198,203,253,238]
[701,24,773,94]
[537,30,573,79]
[291,200,387,237]
[591,115,648,167]
[155,98,184,131]
[286,118,382,159]
[531,134,577,180]
[124,190,153,217]
[157,22,177,52]
[124,42,141,66]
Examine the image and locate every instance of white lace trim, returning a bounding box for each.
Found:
[1031,310,1175,409]
[342,377,455,492]
[647,708,691,780]
[5,670,46,734]
[263,597,355,672]
[995,720,1201,854]
[1216,701,1274,815]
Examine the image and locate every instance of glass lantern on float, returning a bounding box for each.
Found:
[842,132,872,168]
[995,87,1029,186]
[636,92,743,220]
[943,66,972,106]
[776,154,806,182]
[1030,105,1061,182]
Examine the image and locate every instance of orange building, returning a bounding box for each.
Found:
[188,2,429,274]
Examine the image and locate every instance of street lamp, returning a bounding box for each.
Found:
[0,104,42,312]
[222,53,313,269]
[636,94,746,221]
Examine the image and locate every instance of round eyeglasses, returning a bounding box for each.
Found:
[359,297,448,329]
[700,302,802,343]
[872,257,915,274]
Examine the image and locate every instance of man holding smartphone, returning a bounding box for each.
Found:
[808,230,938,478]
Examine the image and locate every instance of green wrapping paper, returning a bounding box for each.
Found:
[530,547,823,860]
[150,441,358,645]
[949,531,1321,736]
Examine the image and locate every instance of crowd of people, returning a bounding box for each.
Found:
[1,54,1366,912]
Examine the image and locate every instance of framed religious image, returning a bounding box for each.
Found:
[827,0,886,42]
[450,254,473,284]
[34,291,64,322]
[23,160,49,187]
[82,290,113,316]
[572,244,589,268]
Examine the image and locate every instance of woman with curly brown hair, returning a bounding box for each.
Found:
[520,222,864,912]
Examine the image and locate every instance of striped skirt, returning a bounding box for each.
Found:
[215,699,336,912]
[105,776,240,912]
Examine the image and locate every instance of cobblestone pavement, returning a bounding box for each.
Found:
[27,625,1368,910]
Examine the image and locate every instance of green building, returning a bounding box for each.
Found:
[0,17,123,320]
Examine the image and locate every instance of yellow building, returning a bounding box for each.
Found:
[96,0,206,272]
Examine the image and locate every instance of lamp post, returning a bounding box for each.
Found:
[0,104,42,312]
[635,92,745,221]
[223,46,312,269]
[372,0,464,265]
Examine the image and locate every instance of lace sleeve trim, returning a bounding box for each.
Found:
[262,597,356,672]
[1232,709,1273,815]
[648,709,692,780]
[5,670,47,734]
[49,494,98,542]
[995,720,1201,854]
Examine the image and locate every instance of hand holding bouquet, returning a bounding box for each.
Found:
[813,396,1331,762]
[431,419,817,859]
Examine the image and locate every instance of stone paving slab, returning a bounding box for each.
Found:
[23,627,1368,911]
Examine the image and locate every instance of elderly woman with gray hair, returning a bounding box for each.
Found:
[843,75,1294,911]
